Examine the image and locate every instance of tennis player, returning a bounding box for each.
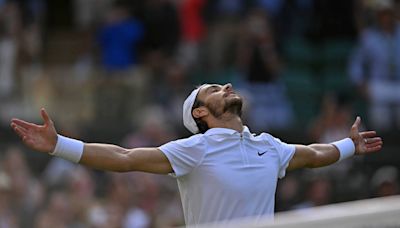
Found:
[10,83,383,226]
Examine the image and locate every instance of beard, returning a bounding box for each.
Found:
[206,96,243,118]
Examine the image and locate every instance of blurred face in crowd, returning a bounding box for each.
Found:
[194,83,243,119]
[247,9,274,43]
[106,5,130,24]
[377,8,396,32]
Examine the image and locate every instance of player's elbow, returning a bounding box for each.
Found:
[112,153,138,172]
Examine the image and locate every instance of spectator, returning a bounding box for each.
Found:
[371,166,399,197]
[152,62,192,132]
[2,146,43,227]
[93,3,149,142]
[176,0,206,68]
[200,0,244,77]
[34,191,73,227]
[106,173,152,228]
[66,167,97,226]
[349,0,400,130]
[275,175,301,212]
[308,93,359,186]
[141,0,180,57]
[236,9,293,132]
[0,1,20,98]
[97,2,144,72]
[308,0,358,40]
[19,0,45,65]
[292,176,333,209]
[0,171,18,227]
[122,105,177,149]
[309,93,353,143]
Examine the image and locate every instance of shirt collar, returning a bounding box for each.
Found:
[204,126,252,136]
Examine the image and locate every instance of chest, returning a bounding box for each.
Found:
[194,137,280,192]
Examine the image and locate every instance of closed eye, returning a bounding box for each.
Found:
[206,85,222,94]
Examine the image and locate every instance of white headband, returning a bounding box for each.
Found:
[183,87,202,134]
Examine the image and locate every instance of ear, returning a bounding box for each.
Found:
[192,106,208,119]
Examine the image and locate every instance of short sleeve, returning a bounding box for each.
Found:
[270,136,296,179]
[158,135,206,177]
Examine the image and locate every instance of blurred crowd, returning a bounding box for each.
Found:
[0,0,399,227]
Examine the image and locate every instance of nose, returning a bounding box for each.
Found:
[224,83,233,91]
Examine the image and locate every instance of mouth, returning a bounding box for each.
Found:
[224,91,236,97]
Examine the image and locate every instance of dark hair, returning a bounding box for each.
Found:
[192,98,209,134]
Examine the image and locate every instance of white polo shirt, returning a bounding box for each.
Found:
[158,126,296,226]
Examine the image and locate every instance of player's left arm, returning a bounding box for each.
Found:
[287,117,383,170]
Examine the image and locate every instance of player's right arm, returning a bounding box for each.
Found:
[81,144,172,173]
[10,109,173,174]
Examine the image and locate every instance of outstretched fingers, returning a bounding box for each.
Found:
[368,140,383,147]
[360,131,377,138]
[364,137,381,144]
[10,123,36,147]
[11,123,28,138]
[365,144,382,153]
[364,138,383,153]
[11,118,38,130]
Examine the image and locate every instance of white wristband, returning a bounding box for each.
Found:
[331,138,355,162]
[50,135,84,163]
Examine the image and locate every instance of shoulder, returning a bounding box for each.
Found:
[164,134,206,148]
[255,132,294,151]
[255,132,281,144]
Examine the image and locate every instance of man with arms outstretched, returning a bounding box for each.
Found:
[10,83,383,226]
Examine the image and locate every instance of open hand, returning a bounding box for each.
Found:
[350,116,383,155]
[10,108,58,153]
